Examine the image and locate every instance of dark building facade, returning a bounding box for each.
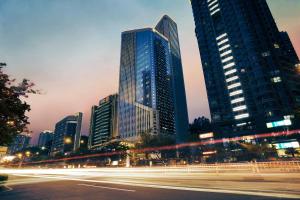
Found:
[7,133,31,155]
[79,135,89,151]
[51,113,82,155]
[155,15,190,142]
[89,94,118,149]
[118,28,175,141]
[37,130,53,148]
[191,0,300,138]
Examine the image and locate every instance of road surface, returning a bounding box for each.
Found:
[0,166,299,199]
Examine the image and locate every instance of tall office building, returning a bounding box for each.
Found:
[118,27,175,141]
[7,133,31,155]
[37,130,53,148]
[191,0,300,138]
[89,94,118,149]
[51,112,82,155]
[155,15,189,142]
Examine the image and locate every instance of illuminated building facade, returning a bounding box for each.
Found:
[118,28,175,141]
[191,0,300,138]
[89,94,118,149]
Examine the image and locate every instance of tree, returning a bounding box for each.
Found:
[189,116,212,141]
[0,63,38,146]
[137,132,175,149]
[136,132,176,160]
[239,142,278,161]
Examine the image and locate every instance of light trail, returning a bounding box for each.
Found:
[5,129,300,166]
[1,167,300,199]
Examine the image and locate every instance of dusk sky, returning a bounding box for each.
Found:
[0,0,299,144]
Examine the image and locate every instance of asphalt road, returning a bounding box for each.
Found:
[1,166,300,200]
[0,178,294,200]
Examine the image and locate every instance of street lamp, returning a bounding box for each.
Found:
[64,137,72,144]
[17,153,23,159]
[25,151,31,157]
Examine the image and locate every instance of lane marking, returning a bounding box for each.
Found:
[8,174,300,199]
[77,183,135,192]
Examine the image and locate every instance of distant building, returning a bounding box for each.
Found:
[37,130,53,148]
[118,27,175,141]
[7,133,31,155]
[155,15,189,142]
[191,0,300,138]
[51,112,82,156]
[89,94,118,149]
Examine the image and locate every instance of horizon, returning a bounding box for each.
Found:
[0,0,299,145]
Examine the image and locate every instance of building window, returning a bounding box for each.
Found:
[271,76,281,83]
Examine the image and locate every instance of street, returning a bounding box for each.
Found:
[1,165,300,199]
[0,178,295,200]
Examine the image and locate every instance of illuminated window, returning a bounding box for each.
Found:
[216,33,227,41]
[219,44,230,51]
[209,4,219,11]
[231,97,245,104]
[227,82,241,89]
[223,62,235,69]
[271,76,281,83]
[211,8,220,15]
[233,105,247,112]
[235,113,249,120]
[217,39,229,46]
[220,50,232,57]
[225,69,237,76]
[222,56,233,63]
[226,76,239,82]
[229,90,243,96]
[274,43,280,48]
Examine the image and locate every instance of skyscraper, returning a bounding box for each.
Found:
[51,112,82,155]
[191,0,300,138]
[7,133,31,155]
[89,94,118,149]
[37,130,53,148]
[155,15,189,142]
[118,28,175,140]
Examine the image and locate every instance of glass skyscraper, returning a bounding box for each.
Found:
[37,130,53,148]
[51,112,82,155]
[155,15,189,142]
[118,28,175,140]
[89,94,118,149]
[191,0,300,138]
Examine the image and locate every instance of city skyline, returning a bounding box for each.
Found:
[0,0,299,144]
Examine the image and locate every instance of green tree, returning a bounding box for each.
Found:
[0,63,38,146]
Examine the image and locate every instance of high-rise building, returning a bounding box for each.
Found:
[155,15,189,142]
[89,94,118,149]
[37,130,53,148]
[118,27,175,141]
[51,112,82,155]
[191,0,300,138]
[7,133,31,155]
